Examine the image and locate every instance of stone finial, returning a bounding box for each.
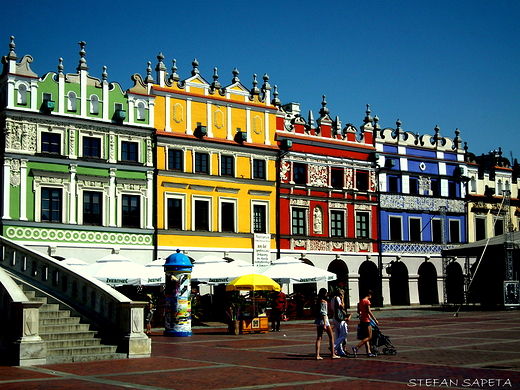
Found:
[454,128,461,148]
[156,52,166,71]
[8,36,17,60]
[191,59,199,76]
[232,68,240,83]
[262,73,271,91]
[251,74,260,95]
[433,125,441,144]
[395,119,403,136]
[271,85,281,107]
[464,141,468,153]
[145,61,154,83]
[58,58,64,75]
[102,66,108,81]
[170,59,180,82]
[373,115,381,131]
[211,67,221,89]
[76,41,88,72]
[363,104,373,124]
[308,110,315,127]
[319,95,329,116]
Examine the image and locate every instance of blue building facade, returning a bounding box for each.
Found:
[375,122,467,305]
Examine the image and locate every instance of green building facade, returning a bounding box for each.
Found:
[0,37,156,262]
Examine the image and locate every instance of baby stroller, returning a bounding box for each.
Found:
[369,319,397,356]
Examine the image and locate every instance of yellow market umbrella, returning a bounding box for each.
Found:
[226,273,280,292]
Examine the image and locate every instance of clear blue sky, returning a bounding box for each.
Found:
[2,0,519,161]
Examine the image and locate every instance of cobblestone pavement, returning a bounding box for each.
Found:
[1,309,520,389]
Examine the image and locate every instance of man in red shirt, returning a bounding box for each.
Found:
[270,289,287,331]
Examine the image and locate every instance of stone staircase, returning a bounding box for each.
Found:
[21,284,127,364]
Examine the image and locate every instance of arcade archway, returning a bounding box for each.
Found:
[418,261,439,304]
[328,259,349,308]
[389,261,410,306]
[445,262,464,304]
[358,260,381,307]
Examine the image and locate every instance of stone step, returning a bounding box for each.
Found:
[39,331,97,341]
[45,353,128,364]
[46,345,118,357]
[45,338,104,349]
[38,303,60,312]
[40,316,81,326]
[39,310,71,319]
[39,323,91,333]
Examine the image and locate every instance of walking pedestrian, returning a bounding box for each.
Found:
[352,289,378,357]
[270,288,287,331]
[314,288,340,360]
[144,294,154,335]
[331,288,352,356]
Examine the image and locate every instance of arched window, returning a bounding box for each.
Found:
[90,95,99,114]
[497,179,503,195]
[136,101,146,121]
[17,83,27,105]
[68,91,77,112]
[470,176,477,193]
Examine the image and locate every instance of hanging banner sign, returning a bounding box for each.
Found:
[253,233,271,268]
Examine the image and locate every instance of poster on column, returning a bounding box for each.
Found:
[254,233,271,268]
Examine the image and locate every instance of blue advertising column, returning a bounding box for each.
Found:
[163,249,193,337]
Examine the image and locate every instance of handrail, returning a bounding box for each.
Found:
[0,235,150,358]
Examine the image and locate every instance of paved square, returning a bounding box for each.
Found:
[1,309,519,389]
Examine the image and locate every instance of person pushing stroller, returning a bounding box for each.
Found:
[352,289,378,357]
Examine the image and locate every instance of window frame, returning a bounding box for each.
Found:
[220,155,235,177]
[167,149,184,171]
[219,197,237,233]
[409,217,422,242]
[120,140,139,163]
[330,168,344,189]
[40,131,62,155]
[330,209,345,238]
[194,152,210,174]
[389,215,403,241]
[165,193,185,230]
[82,190,103,226]
[356,211,370,239]
[40,187,63,223]
[356,170,369,191]
[252,201,269,234]
[192,196,212,231]
[449,219,461,243]
[475,217,486,241]
[253,159,266,180]
[293,163,306,185]
[120,194,141,228]
[291,206,307,236]
[82,136,102,159]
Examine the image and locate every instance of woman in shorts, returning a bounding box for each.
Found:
[314,288,340,360]
[352,289,378,357]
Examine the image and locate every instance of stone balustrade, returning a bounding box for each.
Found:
[0,236,150,363]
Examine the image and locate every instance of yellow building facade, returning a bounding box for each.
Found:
[151,60,279,263]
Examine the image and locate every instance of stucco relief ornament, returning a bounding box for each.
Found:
[10,159,20,187]
[345,168,354,190]
[369,171,376,191]
[419,176,430,193]
[280,161,290,181]
[308,164,328,187]
[23,123,37,152]
[313,206,323,234]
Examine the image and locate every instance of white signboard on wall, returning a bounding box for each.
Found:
[254,233,271,268]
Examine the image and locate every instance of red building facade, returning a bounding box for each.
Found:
[275,98,379,306]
